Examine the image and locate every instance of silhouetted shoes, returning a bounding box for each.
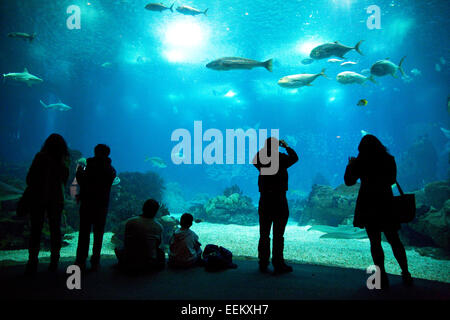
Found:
[380,272,390,290]
[273,263,293,275]
[259,261,270,273]
[402,272,413,287]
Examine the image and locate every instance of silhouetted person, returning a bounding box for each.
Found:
[75,144,116,271]
[115,199,165,272]
[344,134,412,289]
[253,137,298,274]
[168,213,203,268]
[25,133,70,274]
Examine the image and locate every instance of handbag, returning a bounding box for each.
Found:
[392,181,416,223]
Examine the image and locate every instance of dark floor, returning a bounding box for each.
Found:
[0,256,449,300]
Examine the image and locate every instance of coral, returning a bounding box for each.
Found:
[424,180,450,210]
[162,182,188,214]
[223,184,243,197]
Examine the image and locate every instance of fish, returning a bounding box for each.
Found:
[410,68,421,76]
[435,64,441,72]
[176,5,208,16]
[194,218,203,223]
[357,99,368,107]
[112,176,121,186]
[3,68,43,87]
[310,40,364,60]
[145,156,167,168]
[440,127,450,139]
[145,2,174,13]
[370,56,406,78]
[301,58,314,65]
[278,69,328,88]
[340,61,358,66]
[336,71,376,85]
[440,57,446,65]
[40,100,72,111]
[360,68,370,75]
[327,58,344,63]
[101,62,113,68]
[206,57,273,72]
[7,32,35,43]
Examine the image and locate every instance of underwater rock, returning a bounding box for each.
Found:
[162,182,189,213]
[424,180,450,210]
[409,200,450,250]
[194,192,258,226]
[299,184,360,226]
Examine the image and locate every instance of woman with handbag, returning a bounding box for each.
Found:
[344,134,412,289]
[25,133,70,274]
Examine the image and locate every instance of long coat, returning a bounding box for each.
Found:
[344,153,399,231]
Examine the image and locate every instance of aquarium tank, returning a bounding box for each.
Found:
[0,0,449,284]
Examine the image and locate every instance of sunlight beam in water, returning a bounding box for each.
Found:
[159,18,209,63]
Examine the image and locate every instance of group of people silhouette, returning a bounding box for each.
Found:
[22,133,413,290]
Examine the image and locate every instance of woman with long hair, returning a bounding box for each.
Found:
[25,133,70,274]
[344,134,412,289]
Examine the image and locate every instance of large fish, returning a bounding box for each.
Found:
[176,5,208,16]
[336,71,376,85]
[145,2,174,13]
[3,68,43,87]
[370,57,406,78]
[278,69,328,88]
[206,57,273,72]
[7,32,35,43]
[310,40,364,60]
[40,100,72,111]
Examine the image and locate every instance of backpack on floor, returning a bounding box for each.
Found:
[202,244,237,271]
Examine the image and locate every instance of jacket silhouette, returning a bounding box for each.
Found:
[25,133,70,274]
[75,145,116,269]
[253,138,298,273]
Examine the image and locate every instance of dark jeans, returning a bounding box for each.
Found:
[366,227,409,274]
[115,247,165,272]
[258,191,289,266]
[28,202,63,263]
[76,203,108,265]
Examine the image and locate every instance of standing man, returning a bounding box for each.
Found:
[254,137,298,274]
[75,144,116,271]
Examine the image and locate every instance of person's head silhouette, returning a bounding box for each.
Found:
[358,134,388,156]
[180,213,194,229]
[41,133,69,161]
[94,144,111,158]
[142,199,160,218]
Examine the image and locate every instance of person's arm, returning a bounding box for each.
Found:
[344,157,359,186]
[280,140,299,168]
[26,153,44,186]
[388,156,397,186]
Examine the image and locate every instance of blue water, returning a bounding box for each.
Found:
[0,0,449,203]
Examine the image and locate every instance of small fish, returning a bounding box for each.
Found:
[176,5,208,16]
[112,176,121,186]
[301,58,314,65]
[327,58,344,63]
[40,100,72,111]
[435,64,441,72]
[357,99,368,107]
[340,61,358,66]
[410,68,421,76]
[440,57,446,65]
[278,69,328,88]
[440,127,450,139]
[145,2,174,13]
[145,156,167,168]
[101,62,113,68]
[206,57,273,72]
[194,218,203,223]
[7,32,35,43]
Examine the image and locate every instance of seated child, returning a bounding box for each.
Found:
[168,213,203,268]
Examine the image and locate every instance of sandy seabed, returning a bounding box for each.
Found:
[1,221,449,284]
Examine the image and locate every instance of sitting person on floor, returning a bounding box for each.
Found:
[114,199,165,272]
[168,213,203,268]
